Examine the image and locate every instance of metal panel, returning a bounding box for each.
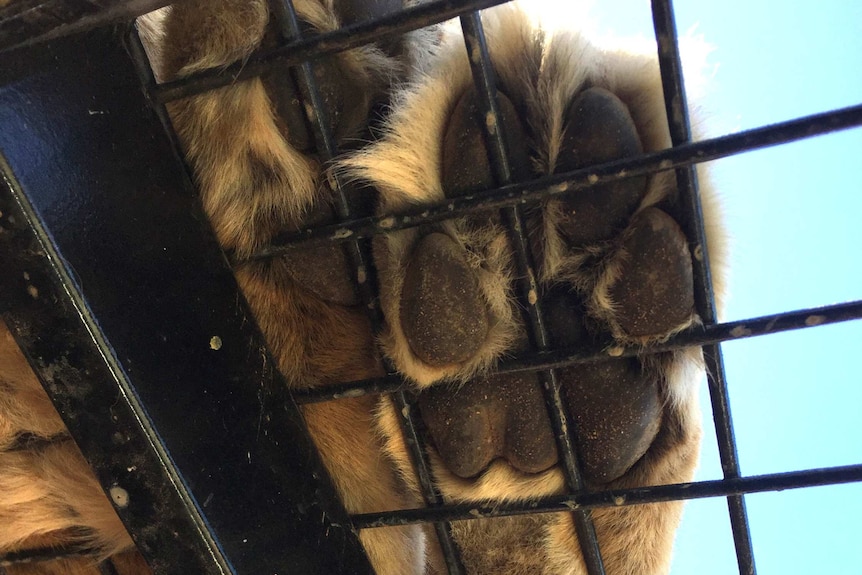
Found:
[0,25,372,575]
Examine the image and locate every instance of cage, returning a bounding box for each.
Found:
[1,0,861,574]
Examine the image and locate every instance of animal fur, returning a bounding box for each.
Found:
[0,319,151,574]
[0,1,725,574]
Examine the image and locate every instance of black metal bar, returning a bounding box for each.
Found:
[154,0,513,103]
[292,299,862,404]
[248,102,862,258]
[269,0,379,311]
[0,0,173,52]
[0,26,372,575]
[650,2,756,573]
[389,391,468,575]
[125,23,196,183]
[269,2,466,572]
[459,13,606,575]
[353,463,862,528]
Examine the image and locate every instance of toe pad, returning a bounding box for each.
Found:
[608,207,695,338]
[401,233,489,367]
[555,87,646,245]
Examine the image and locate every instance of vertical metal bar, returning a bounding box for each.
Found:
[268,2,466,573]
[268,0,380,314]
[126,23,196,183]
[459,12,607,575]
[649,1,756,574]
[389,392,468,575]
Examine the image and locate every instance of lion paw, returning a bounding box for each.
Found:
[341,7,709,493]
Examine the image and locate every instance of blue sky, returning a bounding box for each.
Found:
[539,0,862,573]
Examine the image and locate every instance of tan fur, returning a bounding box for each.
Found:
[4,557,104,575]
[0,2,726,574]
[1,549,149,575]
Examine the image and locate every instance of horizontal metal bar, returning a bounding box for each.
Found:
[0,0,172,52]
[352,463,862,528]
[245,103,862,259]
[292,299,862,404]
[154,0,512,103]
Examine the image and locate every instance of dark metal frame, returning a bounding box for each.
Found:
[1,0,861,574]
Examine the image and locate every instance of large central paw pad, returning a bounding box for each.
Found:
[418,373,557,478]
[416,358,664,485]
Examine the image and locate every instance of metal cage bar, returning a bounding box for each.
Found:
[457,12,607,575]
[0,0,172,51]
[650,1,755,572]
[245,102,862,258]
[352,462,862,527]
[291,299,862,404]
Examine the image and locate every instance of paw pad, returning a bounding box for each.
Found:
[442,87,531,197]
[555,87,647,245]
[607,207,694,338]
[343,23,707,494]
[418,373,558,478]
[561,360,662,484]
[401,232,490,367]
